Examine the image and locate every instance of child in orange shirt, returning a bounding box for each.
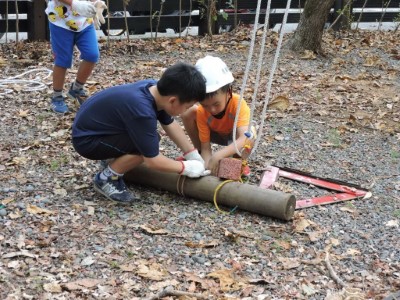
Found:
[181,56,253,176]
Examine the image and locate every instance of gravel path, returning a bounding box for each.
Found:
[0,29,399,299]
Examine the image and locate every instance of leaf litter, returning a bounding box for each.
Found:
[0,28,399,299]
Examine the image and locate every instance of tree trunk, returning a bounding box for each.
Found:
[289,0,335,53]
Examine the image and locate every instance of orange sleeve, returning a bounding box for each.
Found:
[229,94,250,129]
[196,106,211,143]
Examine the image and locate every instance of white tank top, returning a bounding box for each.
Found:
[45,0,93,32]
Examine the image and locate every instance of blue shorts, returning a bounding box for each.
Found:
[49,23,100,68]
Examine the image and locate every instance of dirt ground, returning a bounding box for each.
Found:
[0,27,399,299]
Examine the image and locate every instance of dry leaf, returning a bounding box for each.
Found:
[185,240,219,248]
[386,220,399,227]
[140,224,169,235]
[346,248,361,255]
[339,206,356,213]
[268,95,290,112]
[136,263,168,281]
[3,250,37,259]
[18,110,29,117]
[207,269,236,291]
[293,218,311,232]
[300,50,316,60]
[43,283,62,293]
[278,257,300,269]
[27,204,54,215]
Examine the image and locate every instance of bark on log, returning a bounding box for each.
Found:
[124,165,296,221]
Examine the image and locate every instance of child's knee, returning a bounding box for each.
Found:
[81,51,100,64]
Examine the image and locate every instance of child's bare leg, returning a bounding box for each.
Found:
[76,60,96,84]
[109,154,144,174]
[181,105,201,150]
[53,65,67,91]
[68,60,96,105]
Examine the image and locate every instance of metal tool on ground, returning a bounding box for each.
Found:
[259,166,369,209]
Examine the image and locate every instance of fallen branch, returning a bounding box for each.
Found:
[146,286,208,300]
[324,249,346,287]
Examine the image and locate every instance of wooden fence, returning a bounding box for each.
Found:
[0,0,399,41]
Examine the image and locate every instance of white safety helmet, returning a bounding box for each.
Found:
[195,56,234,93]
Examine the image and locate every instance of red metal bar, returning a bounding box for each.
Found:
[258,167,369,209]
[278,169,367,196]
[295,193,364,209]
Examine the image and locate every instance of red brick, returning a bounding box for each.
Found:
[217,158,242,181]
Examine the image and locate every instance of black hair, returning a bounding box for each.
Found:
[157,62,206,103]
[206,83,232,99]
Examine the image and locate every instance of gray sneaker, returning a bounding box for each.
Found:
[93,173,138,203]
[67,84,88,106]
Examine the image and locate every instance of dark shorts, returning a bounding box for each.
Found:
[72,134,141,160]
[72,133,162,160]
[210,130,232,146]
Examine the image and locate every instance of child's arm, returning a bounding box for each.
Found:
[207,125,248,175]
[143,154,206,178]
[200,142,212,168]
[161,120,194,154]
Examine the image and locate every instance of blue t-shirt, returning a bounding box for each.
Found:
[72,80,173,158]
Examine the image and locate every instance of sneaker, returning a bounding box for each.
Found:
[93,173,138,203]
[51,96,69,114]
[67,84,89,106]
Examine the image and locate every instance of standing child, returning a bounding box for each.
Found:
[181,55,254,176]
[45,0,105,114]
[72,62,208,203]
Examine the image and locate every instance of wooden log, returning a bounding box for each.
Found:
[124,165,296,221]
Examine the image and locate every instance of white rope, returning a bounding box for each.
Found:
[0,68,52,96]
[232,0,292,158]
[232,0,263,156]
[252,0,292,156]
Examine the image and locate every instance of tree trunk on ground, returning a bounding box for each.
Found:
[289,0,335,53]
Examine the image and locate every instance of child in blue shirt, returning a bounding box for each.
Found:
[72,62,208,202]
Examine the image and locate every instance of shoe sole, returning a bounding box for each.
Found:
[51,106,69,114]
[93,181,137,203]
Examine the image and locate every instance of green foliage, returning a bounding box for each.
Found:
[390,150,400,160]
[327,129,342,147]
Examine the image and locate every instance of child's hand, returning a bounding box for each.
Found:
[207,156,222,176]
[180,161,208,178]
[93,1,107,30]
[71,0,96,18]
[184,149,204,165]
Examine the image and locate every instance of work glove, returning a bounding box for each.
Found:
[183,148,204,165]
[71,0,97,18]
[93,0,107,30]
[179,161,210,178]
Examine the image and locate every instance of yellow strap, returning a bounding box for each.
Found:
[213,180,237,214]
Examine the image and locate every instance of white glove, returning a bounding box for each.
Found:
[71,0,97,18]
[184,149,205,165]
[93,1,107,30]
[180,161,209,178]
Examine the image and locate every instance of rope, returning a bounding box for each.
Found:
[0,68,52,96]
[176,175,186,197]
[232,0,263,157]
[252,0,292,156]
[213,180,238,214]
[232,0,292,158]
